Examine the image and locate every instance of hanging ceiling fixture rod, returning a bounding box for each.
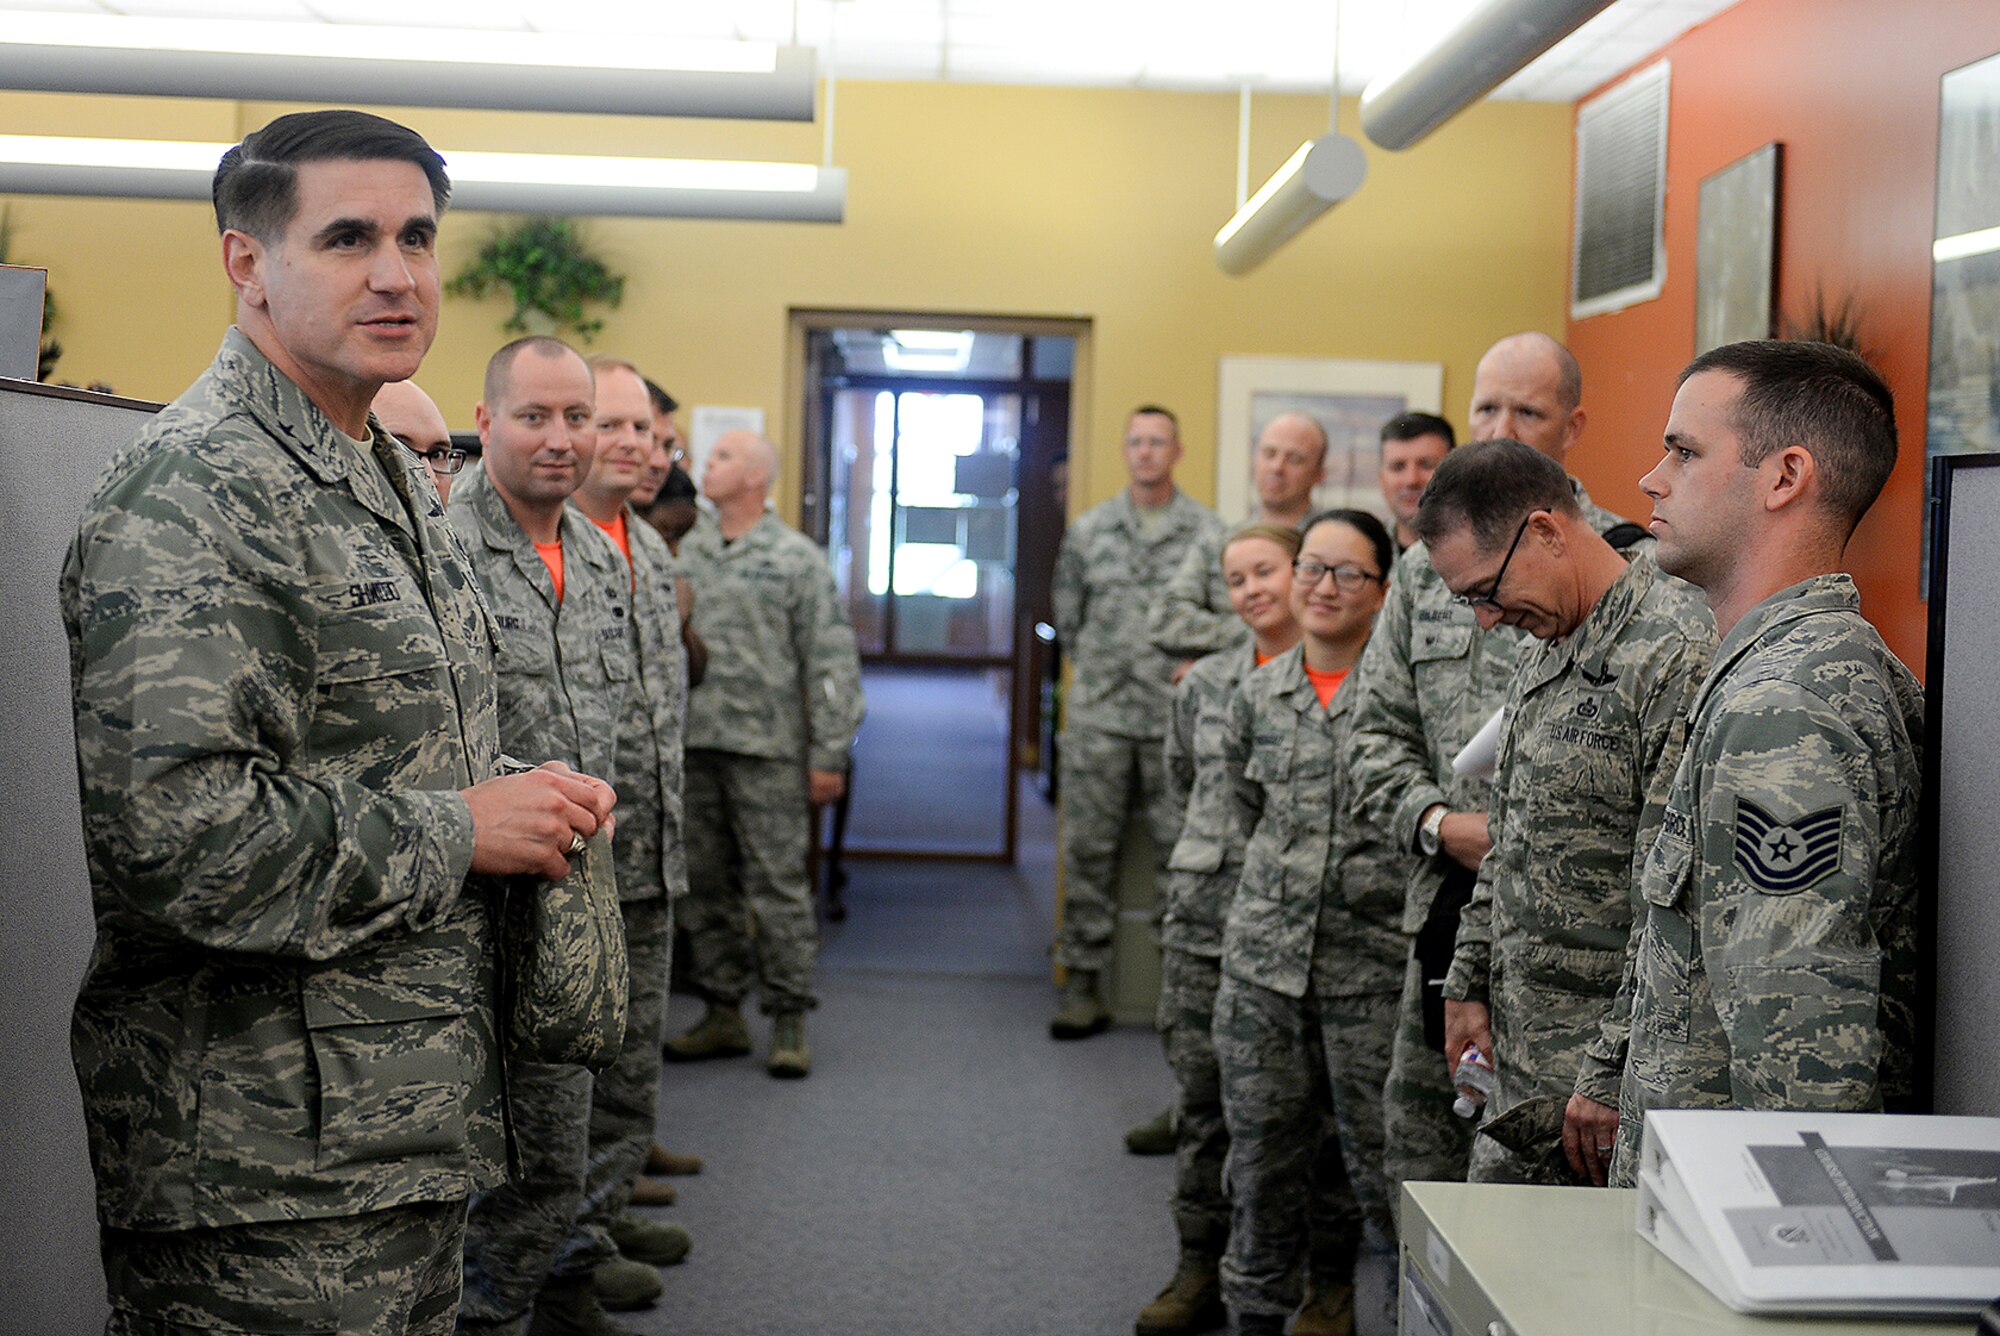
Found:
[1360,0,1618,150]
[1213,1,1366,276]
[0,13,817,122]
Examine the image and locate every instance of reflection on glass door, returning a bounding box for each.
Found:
[828,388,1019,660]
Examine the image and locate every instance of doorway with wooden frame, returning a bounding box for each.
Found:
[791,310,1087,866]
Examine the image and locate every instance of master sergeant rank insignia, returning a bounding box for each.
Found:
[1734,797,1844,895]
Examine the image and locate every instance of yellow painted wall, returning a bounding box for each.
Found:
[2,81,1572,519]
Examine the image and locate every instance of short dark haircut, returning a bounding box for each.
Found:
[1679,339,1897,530]
[656,464,698,503]
[1411,438,1579,550]
[484,335,583,408]
[644,377,680,418]
[1129,404,1180,438]
[1302,508,1396,582]
[213,109,450,242]
[1381,410,1456,449]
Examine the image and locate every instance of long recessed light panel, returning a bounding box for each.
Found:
[0,136,846,223]
[0,13,815,121]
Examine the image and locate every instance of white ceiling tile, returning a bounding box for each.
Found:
[0,0,1745,100]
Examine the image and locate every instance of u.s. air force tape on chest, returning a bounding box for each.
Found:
[1733,797,1844,895]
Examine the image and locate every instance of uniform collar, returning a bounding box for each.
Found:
[1271,642,1354,719]
[1522,554,1654,695]
[210,326,417,539]
[450,461,617,610]
[1693,573,1858,717]
[1109,486,1190,539]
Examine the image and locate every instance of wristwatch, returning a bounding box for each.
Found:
[1418,804,1448,856]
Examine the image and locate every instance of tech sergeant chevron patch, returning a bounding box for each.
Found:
[1734,797,1844,895]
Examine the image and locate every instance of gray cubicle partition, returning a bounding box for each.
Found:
[1926,452,2000,1119]
[0,376,157,1327]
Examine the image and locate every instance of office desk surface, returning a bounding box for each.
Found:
[1401,1181,1973,1335]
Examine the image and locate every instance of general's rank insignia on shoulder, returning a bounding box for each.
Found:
[1733,798,1843,895]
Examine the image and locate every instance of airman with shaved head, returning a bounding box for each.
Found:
[449,335,643,1334]
[667,429,863,1078]
[1148,410,1328,666]
[373,377,462,502]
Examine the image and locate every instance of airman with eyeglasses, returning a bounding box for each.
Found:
[1414,438,1712,1191]
[1347,332,1654,1220]
[372,377,463,501]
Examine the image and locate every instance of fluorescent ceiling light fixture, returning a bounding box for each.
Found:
[1935,226,2000,265]
[0,12,814,121]
[1214,134,1368,276]
[882,332,973,372]
[1360,0,1617,150]
[890,330,976,353]
[0,135,846,223]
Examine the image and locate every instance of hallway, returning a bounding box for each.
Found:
[638,787,1397,1335]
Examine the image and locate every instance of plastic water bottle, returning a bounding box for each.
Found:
[1452,1043,1495,1119]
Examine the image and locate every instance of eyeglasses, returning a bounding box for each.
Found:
[414,446,467,477]
[1294,559,1384,592]
[1450,513,1534,611]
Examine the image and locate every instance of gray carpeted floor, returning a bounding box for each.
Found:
[844,664,1014,855]
[633,778,1395,1336]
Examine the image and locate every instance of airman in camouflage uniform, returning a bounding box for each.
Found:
[65,112,615,1334]
[1412,441,1713,1187]
[672,430,863,1076]
[1143,643,1259,1331]
[1216,512,1404,1335]
[1349,332,1649,1195]
[1051,406,1224,1034]
[449,338,639,1335]
[553,357,692,1308]
[1594,342,1923,1187]
[1145,412,1327,664]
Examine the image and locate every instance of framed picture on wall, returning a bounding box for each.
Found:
[1214,356,1443,522]
[1693,142,1781,355]
[1925,51,2000,598]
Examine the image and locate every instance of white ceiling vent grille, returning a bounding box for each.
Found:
[1571,59,1670,319]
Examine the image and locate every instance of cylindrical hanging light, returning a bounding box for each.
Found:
[1360,0,1618,151]
[1213,135,1368,276]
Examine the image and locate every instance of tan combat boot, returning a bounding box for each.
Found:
[645,1143,704,1176]
[527,1275,642,1336]
[1288,1280,1355,1336]
[663,1001,751,1062]
[627,1176,677,1206]
[1125,1105,1176,1155]
[768,1011,811,1078]
[609,1212,691,1265]
[1049,969,1110,1039]
[592,1256,662,1313]
[1135,1249,1225,1335]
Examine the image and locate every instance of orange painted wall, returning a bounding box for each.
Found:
[1565,0,2000,674]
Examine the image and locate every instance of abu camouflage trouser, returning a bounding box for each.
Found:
[102,1200,465,1335]
[1468,964,1618,1186]
[554,894,673,1278]
[681,748,818,1015]
[1382,946,1472,1194]
[1055,727,1175,973]
[1158,946,1228,1256]
[1212,973,1365,1320]
[459,1063,591,1332]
